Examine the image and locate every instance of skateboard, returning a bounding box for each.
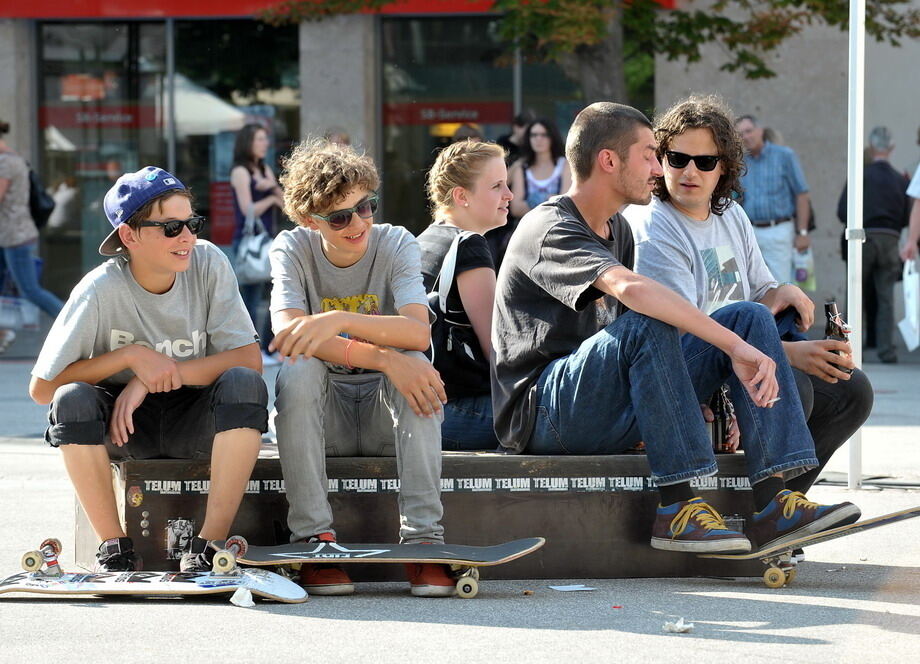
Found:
[0,537,307,603]
[212,536,546,598]
[700,506,920,588]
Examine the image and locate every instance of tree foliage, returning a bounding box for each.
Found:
[260,0,919,94]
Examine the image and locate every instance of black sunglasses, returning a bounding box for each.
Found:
[313,194,379,231]
[138,215,206,237]
[666,151,721,172]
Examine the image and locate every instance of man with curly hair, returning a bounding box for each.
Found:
[269,138,454,597]
[493,102,859,556]
[625,96,868,552]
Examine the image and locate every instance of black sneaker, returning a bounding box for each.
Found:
[180,536,214,572]
[95,537,142,572]
[746,490,861,550]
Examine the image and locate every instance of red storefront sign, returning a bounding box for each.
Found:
[39,105,160,130]
[0,0,497,19]
[383,101,513,127]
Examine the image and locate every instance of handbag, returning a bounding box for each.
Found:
[427,231,488,391]
[28,168,55,230]
[898,260,919,351]
[234,206,272,285]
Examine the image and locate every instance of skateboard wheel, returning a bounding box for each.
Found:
[456,576,479,599]
[763,567,786,588]
[212,550,237,574]
[224,535,248,557]
[39,538,62,555]
[21,551,43,573]
[784,568,797,584]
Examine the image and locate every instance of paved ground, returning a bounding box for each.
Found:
[0,354,917,663]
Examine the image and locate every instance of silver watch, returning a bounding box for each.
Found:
[797,228,809,237]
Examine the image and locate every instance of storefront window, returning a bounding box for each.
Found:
[174,20,300,245]
[39,22,167,293]
[37,19,299,297]
[381,16,515,234]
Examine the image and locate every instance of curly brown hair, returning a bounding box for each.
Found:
[280,137,379,226]
[653,96,744,215]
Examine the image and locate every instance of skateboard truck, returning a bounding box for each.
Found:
[449,565,481,599]
[211,535,248,575]
[21,538,64,576]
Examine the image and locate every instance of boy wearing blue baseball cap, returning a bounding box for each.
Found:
[29,167,268,572]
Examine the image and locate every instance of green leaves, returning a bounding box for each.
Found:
[257,0,919,91]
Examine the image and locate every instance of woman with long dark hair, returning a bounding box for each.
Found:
[0,118,64,352]
[230,123,283,365]
[509,118,571,219]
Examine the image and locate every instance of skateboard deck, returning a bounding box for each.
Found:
[0,568,308,602]
[2,536,306,602]
[212,537,546,597]
[700,505,920,587]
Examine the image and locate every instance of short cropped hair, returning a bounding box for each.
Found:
[565,103,652,182]
[654,96,744,216]
[427,140,506,214]
[280,138,379,225]
[868,126,894,152]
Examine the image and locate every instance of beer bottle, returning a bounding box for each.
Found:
[824,302,853,375]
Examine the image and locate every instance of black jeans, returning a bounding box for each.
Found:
[862,231,901,360]
[785,367,874,493]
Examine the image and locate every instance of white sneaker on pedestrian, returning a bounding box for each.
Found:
[0,329,16,354]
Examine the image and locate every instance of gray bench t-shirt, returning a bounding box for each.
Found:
[491,195,634,452]
[32,240,258,386]
[269,222,429,372]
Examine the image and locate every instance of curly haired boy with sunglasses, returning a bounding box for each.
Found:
[29,167,268,573]
[268,138,455,597]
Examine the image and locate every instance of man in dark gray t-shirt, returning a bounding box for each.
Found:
[492,102,857,555]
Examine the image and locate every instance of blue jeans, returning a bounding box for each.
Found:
[530,302,817,486]
[441,394,499,451]
[0,242,64,318]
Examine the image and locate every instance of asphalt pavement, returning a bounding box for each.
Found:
[0,349,918,663]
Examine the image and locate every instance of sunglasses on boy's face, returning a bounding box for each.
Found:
[312,194,379,231]
[665,151,721,172]
[138,215,206,238]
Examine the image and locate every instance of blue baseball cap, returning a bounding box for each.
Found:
[99,166,187,257]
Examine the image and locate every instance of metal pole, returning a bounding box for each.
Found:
[166,18,176,174]
[846,0,866,489]
[512,47,522,116]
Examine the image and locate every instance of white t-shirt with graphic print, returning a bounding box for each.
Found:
[625,197,778,314]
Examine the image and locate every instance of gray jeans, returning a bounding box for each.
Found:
[274,354,444,544]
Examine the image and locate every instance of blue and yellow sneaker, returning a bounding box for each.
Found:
[651,497,751,553]
[746,490,860,550]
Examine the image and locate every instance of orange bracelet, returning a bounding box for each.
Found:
[344,338,355,370]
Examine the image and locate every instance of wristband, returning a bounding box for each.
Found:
[344,338,355,370]
[797,228,809,236]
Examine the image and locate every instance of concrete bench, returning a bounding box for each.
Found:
[75,451,759,579]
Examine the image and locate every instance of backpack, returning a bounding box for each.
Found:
[427,231,489,393]
[28,168,55,229]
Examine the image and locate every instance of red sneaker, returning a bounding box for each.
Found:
[404,563,456,598]
[297,532,354,596]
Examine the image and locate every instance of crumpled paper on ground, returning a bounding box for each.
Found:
[662,617,694,633]
[230,586,255,607]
